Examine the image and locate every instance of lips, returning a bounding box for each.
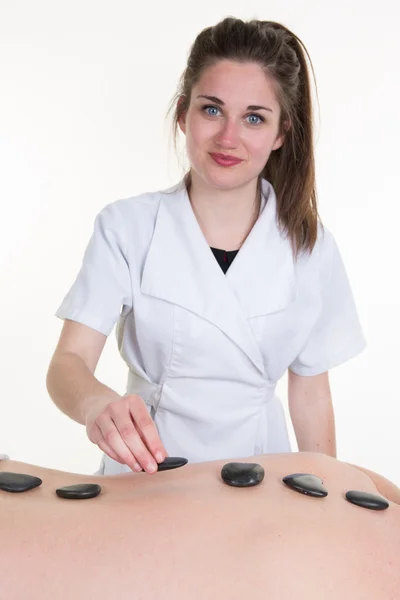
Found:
[210,153,243,166]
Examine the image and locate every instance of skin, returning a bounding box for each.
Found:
[0,451,399,599]
[178,59,287,250]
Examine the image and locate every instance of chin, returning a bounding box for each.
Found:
[208,169,259,192]
[199,165,243,187]
[203,174,242,191]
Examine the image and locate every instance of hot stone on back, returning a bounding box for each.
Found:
[157,457,188,471]
[345,490,389,510]
[221,462,265,487]
[0,472,42,493]
[282,473,328,497]
[56,483,102,499]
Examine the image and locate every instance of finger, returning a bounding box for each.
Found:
[97,412,144,472]
[136,426,169,459]
[97,441,125,464]
[110,404,158,474]
[90,424,125,464]
[89,422,127,465]
[128,396,167,463]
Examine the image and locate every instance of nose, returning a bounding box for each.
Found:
[214,118,241,149]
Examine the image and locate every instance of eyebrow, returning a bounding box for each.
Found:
[196,95,273,113]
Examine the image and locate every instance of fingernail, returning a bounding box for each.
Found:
[147,462,157,473]
[133,463,142,472]
[155,452,164,463]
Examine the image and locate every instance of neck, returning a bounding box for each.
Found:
[187,171,261,251]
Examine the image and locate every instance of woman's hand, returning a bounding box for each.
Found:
[85,395,167,474]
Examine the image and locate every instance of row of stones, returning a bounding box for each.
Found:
[0,458,389,510]
[221,463,389,510]
[0,457,188,497]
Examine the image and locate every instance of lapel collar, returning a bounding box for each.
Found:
[225,178,298,318]
[141,177,297,374]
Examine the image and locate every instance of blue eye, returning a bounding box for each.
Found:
[201,105,264,125]
[203,105,220,117]
[247,114,263,125]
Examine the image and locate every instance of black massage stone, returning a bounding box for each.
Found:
[221,462,265,487]
[0,472,42,493]
[345,490,389,510]
[157,457,188,471]
[56,483,102,500]
[282,473,328,497]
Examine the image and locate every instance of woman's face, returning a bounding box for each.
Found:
[178,60,286,191]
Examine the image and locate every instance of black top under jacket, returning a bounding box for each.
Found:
[210,247,239,274]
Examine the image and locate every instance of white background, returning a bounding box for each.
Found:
[0,0,399,484]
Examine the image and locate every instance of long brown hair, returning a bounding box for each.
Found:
[165,17,322,258]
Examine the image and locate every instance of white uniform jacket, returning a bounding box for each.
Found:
[56,177,366,474]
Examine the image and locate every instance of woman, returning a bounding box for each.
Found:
[46,18,366,476]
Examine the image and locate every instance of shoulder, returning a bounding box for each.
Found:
[305,221,338,269]
[96,179,183,228]
[315,222,336,257]
[294,222,342,289]
[261,178,338,269]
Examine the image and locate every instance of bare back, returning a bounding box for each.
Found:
[0,452,399,599]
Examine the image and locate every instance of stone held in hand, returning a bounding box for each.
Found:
[282,473,328,497]
[157,457,188,471]
[345,490,389,510]
[221,462,265,487]
[0,472,43,493]
[56,483,102,500]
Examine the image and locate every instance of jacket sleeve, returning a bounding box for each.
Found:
[289,230,366,376]
[55,202,132,336]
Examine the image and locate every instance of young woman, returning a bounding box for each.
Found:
[47,18,366,476]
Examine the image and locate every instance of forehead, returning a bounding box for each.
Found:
[193,60,279,107]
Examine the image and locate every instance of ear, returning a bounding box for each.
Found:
[272,119,291,151]
[177,96,187,135]
[178,116,186,135]
[272,134,285,151]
